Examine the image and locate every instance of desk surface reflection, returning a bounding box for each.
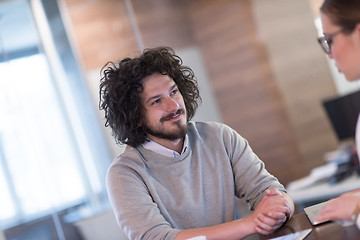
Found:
[247,212,360,240]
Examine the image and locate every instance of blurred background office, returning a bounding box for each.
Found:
[0,0,360,239]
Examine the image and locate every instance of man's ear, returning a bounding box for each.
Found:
[355,23,360,38]
[354,23,360,50]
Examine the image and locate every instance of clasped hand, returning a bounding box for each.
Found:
[249,188,292,235]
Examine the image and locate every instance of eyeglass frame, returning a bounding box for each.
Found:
[317,29,344,54]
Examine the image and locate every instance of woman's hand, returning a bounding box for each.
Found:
[315,192,360,223]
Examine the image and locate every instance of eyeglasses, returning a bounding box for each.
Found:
[317,29,344,54]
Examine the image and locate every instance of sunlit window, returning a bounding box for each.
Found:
[0,54,86,220]
[0,0,111,231]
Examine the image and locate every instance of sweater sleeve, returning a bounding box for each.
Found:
[106,154,180,240]
[221,124,286,210]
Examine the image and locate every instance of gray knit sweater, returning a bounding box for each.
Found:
[106,121,285,240]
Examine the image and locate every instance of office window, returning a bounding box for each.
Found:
[0,0,111,231]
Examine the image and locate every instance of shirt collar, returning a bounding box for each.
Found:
[142,135,188,158]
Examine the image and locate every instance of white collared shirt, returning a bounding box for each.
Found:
[142,135,188,158]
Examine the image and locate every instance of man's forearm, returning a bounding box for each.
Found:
[174,216,257,240]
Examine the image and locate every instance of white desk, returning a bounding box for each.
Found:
[287,173,360,210]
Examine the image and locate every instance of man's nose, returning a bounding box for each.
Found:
[164,97,179,111]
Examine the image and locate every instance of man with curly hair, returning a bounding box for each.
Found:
[100,46,294,240]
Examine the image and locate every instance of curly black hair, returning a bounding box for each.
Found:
[99,46,202,147]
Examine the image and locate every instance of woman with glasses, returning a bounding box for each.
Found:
[317,0,360,81]
[315,0,360,228]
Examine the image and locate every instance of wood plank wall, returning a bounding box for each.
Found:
[183,0,303,184]
[63,0,339,185]
[252,0,338,173]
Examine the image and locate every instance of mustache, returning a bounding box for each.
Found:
[160,108,185,122]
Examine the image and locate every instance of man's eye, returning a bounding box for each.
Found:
[171,89,178,95]
[152,99,161,105]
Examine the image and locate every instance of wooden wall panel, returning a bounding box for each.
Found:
[184,0,303,183]
[131,0,194,49]
[63,0,139,69]
[252,0,338,172]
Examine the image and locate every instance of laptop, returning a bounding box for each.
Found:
[304,201,329,225]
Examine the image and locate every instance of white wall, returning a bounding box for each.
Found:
[176,46,222,123]
[0,230,5,240]
[75,211,128,240]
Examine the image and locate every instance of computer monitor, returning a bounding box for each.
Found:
[322,89,360,141]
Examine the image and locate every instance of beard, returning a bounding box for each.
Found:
[142,109,188,141]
